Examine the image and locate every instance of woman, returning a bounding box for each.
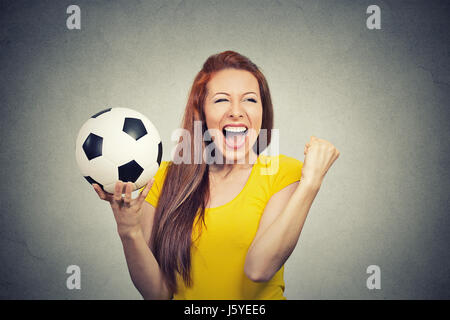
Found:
[93,51,340,300]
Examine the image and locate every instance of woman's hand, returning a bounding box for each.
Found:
[302,136,340,188]
[93,179,154,239]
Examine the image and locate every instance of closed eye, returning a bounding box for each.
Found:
[214,98,257,103]
[215,98,228,103]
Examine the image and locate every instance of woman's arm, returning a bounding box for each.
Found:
[120,201,172,300]
[245,136,339,282]
[244,179,320,282]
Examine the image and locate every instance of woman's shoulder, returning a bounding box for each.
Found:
[256,154,303,196]
[258,153,301,163]
[256,154,303,176]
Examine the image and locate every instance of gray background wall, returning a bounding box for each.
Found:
[0,0,449,299]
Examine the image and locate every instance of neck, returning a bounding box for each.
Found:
[208,151,259,175]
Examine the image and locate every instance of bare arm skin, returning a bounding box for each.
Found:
[245,136,340,282]
[120,201,173,300]
[93,182,173,300]
[244,180,320,282]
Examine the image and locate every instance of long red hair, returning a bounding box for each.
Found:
[150,51,274,294]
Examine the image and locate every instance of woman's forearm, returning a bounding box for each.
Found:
[120,231,171,300]
[246,179,321,281]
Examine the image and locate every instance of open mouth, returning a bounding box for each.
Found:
[222,125,249,150]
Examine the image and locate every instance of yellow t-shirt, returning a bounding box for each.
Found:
[140,154,303,300]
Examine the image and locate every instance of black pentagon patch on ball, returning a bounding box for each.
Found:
[91,108,112,118]
[118,160,144,183]
[84,176,105,191]
[157,141,163,166]
[83,133,103,160]
[123,118,147,141]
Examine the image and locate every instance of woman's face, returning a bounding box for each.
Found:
[203,68,263,163]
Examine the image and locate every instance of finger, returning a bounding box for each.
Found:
[137,178,155,206]
[93,184,104,200]
[113,181,124,205]
[102,188,115,202]
[121,183,128,194]
[93,184,111,201]
[124,182,133,207]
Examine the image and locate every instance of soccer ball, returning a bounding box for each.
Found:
[75,107,163,193]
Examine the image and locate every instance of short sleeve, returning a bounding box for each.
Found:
[269,155,303,197]
[138,161,170,207]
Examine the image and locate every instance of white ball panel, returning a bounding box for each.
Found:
[86,156,118,187]
[93,108,130,138]
[75,145,90,176]
[102,130,139,166]
[103,182,116,194]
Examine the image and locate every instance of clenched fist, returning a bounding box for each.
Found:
[302,136,340,188]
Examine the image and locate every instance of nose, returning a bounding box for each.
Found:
[228,101,244,118]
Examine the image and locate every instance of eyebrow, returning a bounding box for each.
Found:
[212,91,258,98]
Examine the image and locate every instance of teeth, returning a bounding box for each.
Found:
[224,126,247,133]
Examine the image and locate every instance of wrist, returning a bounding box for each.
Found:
[299,176,322,191]
[118,227,144,242]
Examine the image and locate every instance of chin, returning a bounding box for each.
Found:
[217,140,258,164]
[223,150,247,164]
